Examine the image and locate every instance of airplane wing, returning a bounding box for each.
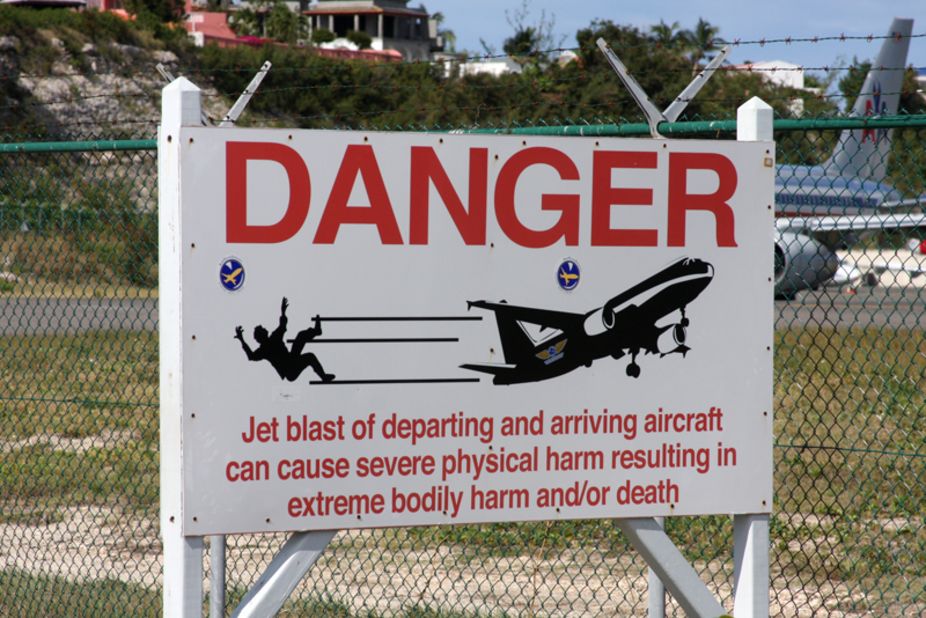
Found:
[879,197,926,210]
[467,300,585,364]
[778,212,926,288]
[777,212,926,234]
[830,258,925,287]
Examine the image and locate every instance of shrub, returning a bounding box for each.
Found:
[311,28,334,44]
[346,29,372,50]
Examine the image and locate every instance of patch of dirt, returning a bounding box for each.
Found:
[1,507,923,616]
[0,429,138,454]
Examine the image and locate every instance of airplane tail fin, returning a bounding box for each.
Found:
[824,18,913,183]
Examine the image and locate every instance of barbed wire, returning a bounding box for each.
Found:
[1,25,923,120]
[5,104,926,137]
[5,27,924,81]
[722,65,922,73]
[2,81,919,116]
[260,29,926,65]
[237,91,923,127]
[714,31,926,47]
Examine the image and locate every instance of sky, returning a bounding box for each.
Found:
[424,0,925,76]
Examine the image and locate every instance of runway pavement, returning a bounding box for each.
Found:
[776,286,926,331]
[0,297,157,335]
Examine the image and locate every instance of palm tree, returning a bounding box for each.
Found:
[686,18,720,71]
[431,11,457,52]
[650,20,686,49]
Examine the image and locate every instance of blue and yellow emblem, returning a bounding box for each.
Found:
[220,258,245,291]
[536,339,567,365]
[557,259,580,291]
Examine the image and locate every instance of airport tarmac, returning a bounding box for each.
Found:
[1,249,925,335]
[841,248,926,289]
[1,289,922,335]
[777,286,926,330]
[773,248,926,330]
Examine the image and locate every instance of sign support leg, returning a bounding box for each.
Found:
[647,516,666,618]
[232,530,337,617]
[209,534,227,618]
[733,514,769,618]
[616,518,726,617]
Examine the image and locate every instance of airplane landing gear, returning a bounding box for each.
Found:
[626,350,641,378]
[680,307,690,328]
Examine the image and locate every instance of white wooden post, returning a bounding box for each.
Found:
[160,76,205,618]
[733,95,772,618]
[738,96,773,142]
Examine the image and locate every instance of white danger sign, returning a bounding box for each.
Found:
[165,128,774,535]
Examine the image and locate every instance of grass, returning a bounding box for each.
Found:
[0,331,158,522]
[0,327,923,614]
[0,569,161,618]
[0,277,156,299]
[0,150,159,290]
[0,569,510,618]
[258,590,508,618]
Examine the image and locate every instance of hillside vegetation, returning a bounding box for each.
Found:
[0,7,923,190]
[0,7,194,139]
[0,7,852,140]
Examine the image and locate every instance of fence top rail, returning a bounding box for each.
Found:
[1,114,925,152]
[0,139,158,154]
[464,114,926,137]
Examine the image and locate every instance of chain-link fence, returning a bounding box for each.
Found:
[1,116,924,617]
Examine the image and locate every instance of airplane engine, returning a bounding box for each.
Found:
[582,302,620,337]
[656,323,686,355]
[774,231,838,299]
[602,301,618,330]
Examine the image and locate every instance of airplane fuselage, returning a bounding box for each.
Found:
[474,258,714,384]
[775,165,904,217]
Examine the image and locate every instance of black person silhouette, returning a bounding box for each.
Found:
[234,297,335,383]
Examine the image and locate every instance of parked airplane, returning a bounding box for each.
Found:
[461,257,713,383]
[773,17,926,297]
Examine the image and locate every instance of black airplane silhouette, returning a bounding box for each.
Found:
[461,257,714,384]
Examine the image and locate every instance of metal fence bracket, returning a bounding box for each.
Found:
[596,38,729,137]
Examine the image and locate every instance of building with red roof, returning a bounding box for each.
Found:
[305,0,441,61]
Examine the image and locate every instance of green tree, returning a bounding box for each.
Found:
[123,0,184,23]
[500,0,561,66]
[230,7,263,37]
[265,3,302,44]
[230,0,304,43]
[503,27,541,57]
